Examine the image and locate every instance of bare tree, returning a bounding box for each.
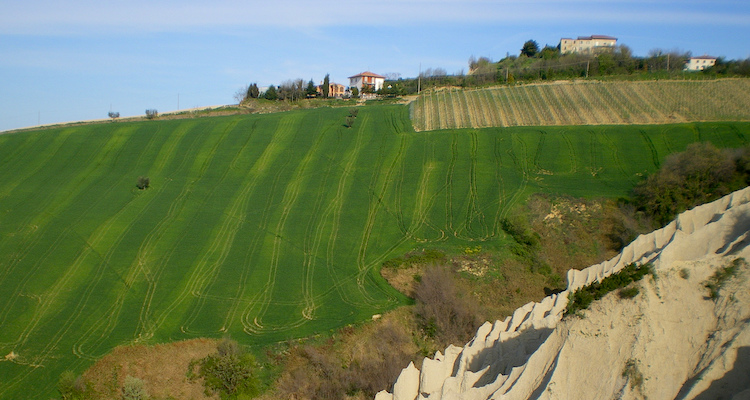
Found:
[234,85,248,104]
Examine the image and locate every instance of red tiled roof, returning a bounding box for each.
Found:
[348,71,386,79]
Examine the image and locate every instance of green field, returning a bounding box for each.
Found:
[410,79,750,131]
[0,104,749,398]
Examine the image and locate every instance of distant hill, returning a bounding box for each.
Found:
[410,78,750,131]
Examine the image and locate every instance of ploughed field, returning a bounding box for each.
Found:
[410,79,750,131]
[0,102,749,398]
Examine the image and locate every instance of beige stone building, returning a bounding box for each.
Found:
[559,35,617,54]
[317,82,346,98]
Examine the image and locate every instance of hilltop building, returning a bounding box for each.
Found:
[559,35,617,55]
[348,71,386,94]
[317,82,346,98]
[685,55,717,71]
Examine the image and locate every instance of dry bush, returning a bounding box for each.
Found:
[414,265,480,345]
[269,312,417,400]
[121,376,148,400]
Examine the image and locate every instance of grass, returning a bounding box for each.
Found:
[704,258,746,299]
[410,79,750,131]
[0,103,749,398]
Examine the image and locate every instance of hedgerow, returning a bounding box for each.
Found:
[565,263,652,316]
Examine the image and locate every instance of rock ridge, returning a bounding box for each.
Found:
[376,186,750,400]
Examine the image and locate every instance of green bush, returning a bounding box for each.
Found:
[618,286,640,299]
[58,371,89,400]
[565,263,652,315]
[633,142,749,226]
[136,176,150,190]
[192,338,260,399]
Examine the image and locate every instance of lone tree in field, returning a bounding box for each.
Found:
[521,40,539,57]
[344,115,355,128]
[108,111,120,122]
[145,109,158,120]
[136,176,150,190]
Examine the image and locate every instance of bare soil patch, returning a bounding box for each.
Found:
[82,338,219,400]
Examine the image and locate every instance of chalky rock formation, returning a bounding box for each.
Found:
[377,187,750,400]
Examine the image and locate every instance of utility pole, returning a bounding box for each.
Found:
[586,61,590,78]
[667,54,670,71]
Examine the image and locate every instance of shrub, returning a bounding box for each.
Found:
[565,263,652,315]
[618,286,640,299]
[273,318,414,400]
[344,116,355,128]
[633,142,747,226]
[622,358,644,390]
[414,265,479,344]
[703,258,744,299]
[58,370,89,400]
[121,376,148,400]
[136,176,150,190]
[500,216,539,256]
[192,338,259,398]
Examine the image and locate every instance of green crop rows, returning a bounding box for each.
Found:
[0,104,748,398]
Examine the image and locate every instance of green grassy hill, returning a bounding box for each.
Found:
[1,102,749,398]
[410,79,750,131]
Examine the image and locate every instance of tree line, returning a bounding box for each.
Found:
[235,73,348,103]
[382,39,750,95]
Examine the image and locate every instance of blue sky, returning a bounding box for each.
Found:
[1,0,749,132]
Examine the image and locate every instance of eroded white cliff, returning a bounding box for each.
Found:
[377,187,750,400]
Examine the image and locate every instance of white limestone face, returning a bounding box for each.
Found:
[376,187,750,400]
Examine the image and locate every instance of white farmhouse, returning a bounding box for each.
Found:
[348,71,386,94]
[685,55,717,71]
